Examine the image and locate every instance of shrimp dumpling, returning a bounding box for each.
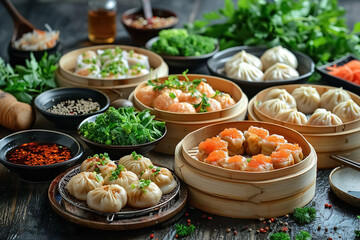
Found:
[246,154,274,172]
[226,62,264,82]
[263,63,299,81]
[214,93,236,109]
[196,137,228,161]
[75,64,100,78]
[136,85,156,107]
[219,128,245,155]
[196,98,222,112]
[258,99,289,118]
[264,88,296,109]
[276,109,308,125]
[307,108,343,126]
[67,172,104,201]
[77,50,99,68]
[118,152,153,178]
[218,155,247,171]
[291,86,320,114]
[204,150,229,166]
[260,46,298,70]
[153,92,179,110]
[167,102,196,113]
[225,50,263,72]
[103,165,139,189]
[271,149,295,169]
[261,134,287,156]
[320,88,351,111]
[196,81,216,98]
[87,185,127,212]
[178,91,202,105]
[141,166,177,194]
[332,99,360,123]
[276,143,304,164]
[127,180,162,208]
[80,153,117,177]
[244,126,269,155]
[125,51,150,69]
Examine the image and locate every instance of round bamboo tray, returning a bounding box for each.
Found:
[130,74,248,154]
[174,121,317,219]
[249,84,360,169]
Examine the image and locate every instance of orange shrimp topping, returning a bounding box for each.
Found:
[205,150,227,162]
[265,134,286,143]
[277,143,301,151]
[271,150,292,162]
[248,154,271,167]
[219,128,243,139]
[198,137,228,154]
[227,155,244,163]
[247,126,269,139]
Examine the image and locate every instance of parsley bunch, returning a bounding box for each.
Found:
[175,224,196,238]
[295,230,312,240]
[270,232,290,240]
[293,206,316,224]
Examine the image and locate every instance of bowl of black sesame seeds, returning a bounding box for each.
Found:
[34,87,110,130]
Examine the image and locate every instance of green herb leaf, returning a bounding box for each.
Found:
[169,92,176,99]
[109,165,125,181]
[95,174,102,182]
[270,232,291,240]
[131,151,142,160]
[175,224,196,237]
[292,206,316,224]
[295,230,312,240]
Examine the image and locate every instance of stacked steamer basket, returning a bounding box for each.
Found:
[56,45,169,101]
[130,74,248,154]
[174,121,317,219]
[248,84,360,168]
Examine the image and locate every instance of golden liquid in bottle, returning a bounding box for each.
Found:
[88,9,116,43]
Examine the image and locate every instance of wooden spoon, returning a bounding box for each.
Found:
[1,0,35,42]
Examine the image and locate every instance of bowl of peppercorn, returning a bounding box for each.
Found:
[0,129,84,181]
[35,87,110,130]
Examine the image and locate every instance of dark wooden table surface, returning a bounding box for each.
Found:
[1,0,360,239]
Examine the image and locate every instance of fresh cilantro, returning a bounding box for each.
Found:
[175,224,196,237]
[169,92,176,99]
[293,206,316,224]
[295,230,312,240]
[193,93,211,113]
[270,232,290,240]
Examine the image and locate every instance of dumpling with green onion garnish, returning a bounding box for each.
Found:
[66,172,103,201]
[103,165,139,189]
[118,152,153,178]
[80,153,117,178]
[126,179,162,208]
[141,166,177,194]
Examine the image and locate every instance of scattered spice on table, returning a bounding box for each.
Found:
[47,98,100,115]
[6,142,72,166]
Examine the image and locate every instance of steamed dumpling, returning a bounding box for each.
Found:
[259,99,289,118]
[264,88,296,109]
[225,50,263,72]
[320,88,351,111]
[103,165,139,189]
[226,62,264,82]
[260,46,298,70]
[80,153,117,177]
[307,108,343,126]
[66,172,104,201]
[263,63,299,81]
[276,108,308,125]
[332,99,360,123]
[118,152,153,178]
[141,166,177,194]
[126,180,162,208]
[291,86,320,114]
[125,51,150,69]
[87,185,127,212]
[74,64,100,78]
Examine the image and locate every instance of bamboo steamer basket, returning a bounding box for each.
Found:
[174,121,317,219]
[56,45,169,101]
[249,84,360,169]
[130,74,248,154]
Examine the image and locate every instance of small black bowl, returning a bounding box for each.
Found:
[121,8,178,46]
[207,46,315,98]
[77,114,167,158]
[146,36,219,70]
[8,41,61,66]
[317,54,360,95]
[35,87,110,130]
[0,129,84,182]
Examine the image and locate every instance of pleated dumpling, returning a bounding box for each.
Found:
[225,50,263,72]
[307,108,343,126]
[226,62,264,82]
[291,86,320,114]
[141,166,177,194]
[263,63,299,81]
[259,99,289,118]
[276,109,308,125]
[87,185,127,212]
[66,172,104,201]
[320,88,351,111]
[118,152,153,178]
[103,165,139,189]
[332,99,360,123]
[126,180,162,208]
[264,88,296,109]
[125,50,150,69]
[80,153,117,177]
[260,46,298,70]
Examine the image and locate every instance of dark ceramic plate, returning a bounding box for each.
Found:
[317,54,360,95]
[146,36,219,70]
[77,114,167,158]
[35,87,110,130]
[207,46,315,98]
[0,129,83,182]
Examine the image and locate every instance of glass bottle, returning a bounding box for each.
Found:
[88,0,117,43]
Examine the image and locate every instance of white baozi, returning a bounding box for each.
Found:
[276,108,308,125]
[141,166,177,194]
[126,180,162,208]
[332,99,360,123]
[291,86,320,114]
[263,63,299,81]
[260,46,298,70]
[66,172,104,201]
[87,185,127,212]
[264,88,297,109]
[259,99,289,118]
[307,108,343,126]
[118,152,153,178]
[80,153,117,177]
[320,88,351,111]
[226,62,264,82]
[103,165,139,189]
[225,50,263,72]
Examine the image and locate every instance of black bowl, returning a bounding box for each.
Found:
[8,41,61,66]
[146,36,219,70]
[35,87,110,130]
[207,46,315,98]
[77,114,167,158]
[317,54,360,95]
[0,129,84,182]
[121,8,178,46]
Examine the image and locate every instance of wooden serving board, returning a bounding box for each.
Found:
[48,171,188,230]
